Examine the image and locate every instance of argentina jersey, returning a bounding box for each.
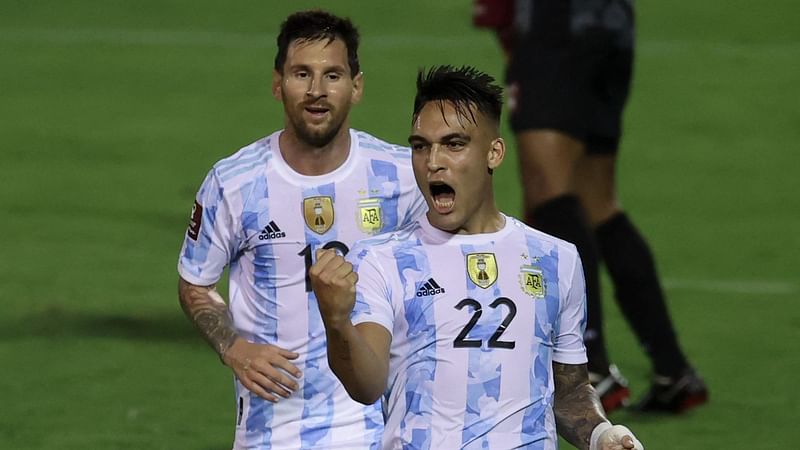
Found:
[178,129,427,450]
[349,214,587,450]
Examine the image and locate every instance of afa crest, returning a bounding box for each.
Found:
[303,196,334,234]
[466,253,498,289]
[519,265,546,298]
[357,198,383,234]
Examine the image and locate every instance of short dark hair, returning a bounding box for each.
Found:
[274,10,360,77]
[412,65,503,127]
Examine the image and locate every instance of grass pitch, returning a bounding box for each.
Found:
[1,1,798,448]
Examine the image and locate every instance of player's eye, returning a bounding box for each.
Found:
[446,141,466,150]
[326,72,342,81]
[410,142,428,151]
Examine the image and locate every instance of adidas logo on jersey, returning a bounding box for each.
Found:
[258,221,286,240]
[416,278,445,297]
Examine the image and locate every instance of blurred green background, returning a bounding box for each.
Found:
[1,0,798,448]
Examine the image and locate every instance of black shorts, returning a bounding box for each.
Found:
[506,0,635,154]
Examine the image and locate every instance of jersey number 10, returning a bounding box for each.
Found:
[298,241,349,292]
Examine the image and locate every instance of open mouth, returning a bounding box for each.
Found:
[429,182,455,213]
[304,105,330,118]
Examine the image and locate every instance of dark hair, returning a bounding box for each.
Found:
[412,65,503,126]
[274,10,360,77]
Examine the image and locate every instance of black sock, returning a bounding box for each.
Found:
[528,195,610,373]
[595,212,689,377]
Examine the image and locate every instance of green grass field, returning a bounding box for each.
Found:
[1,1,798,448]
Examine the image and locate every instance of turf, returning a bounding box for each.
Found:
[1,1,798,448]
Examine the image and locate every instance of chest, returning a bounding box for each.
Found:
[236,180,406,288]
[396,246,562,349]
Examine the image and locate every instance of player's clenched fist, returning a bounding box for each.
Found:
[309,248,359,326]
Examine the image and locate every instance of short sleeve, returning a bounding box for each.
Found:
[348,244,395,336]
[552,250,589,365]
[177,169,238,286]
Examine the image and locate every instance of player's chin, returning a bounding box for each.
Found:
[426,210,461,232]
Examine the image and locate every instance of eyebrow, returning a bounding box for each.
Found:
[408,132,471,144]
[440,133,470,142]
[288,63,347,73]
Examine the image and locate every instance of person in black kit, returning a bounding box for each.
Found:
[474,0,708,413]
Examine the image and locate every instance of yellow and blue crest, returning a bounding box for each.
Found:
[519,264,546,299]
[357,198,382,234]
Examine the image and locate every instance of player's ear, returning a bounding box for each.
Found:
[271,70,283,101]
[487,137,505,172]
[350,71,364,105]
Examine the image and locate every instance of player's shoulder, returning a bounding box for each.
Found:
[507,215,580,258]
[353,129,413,162]
[350,222,422,262]
[209,132,278,186]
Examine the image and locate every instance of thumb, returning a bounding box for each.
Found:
[623,435,634,449]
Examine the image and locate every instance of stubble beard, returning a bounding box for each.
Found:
[285,96,349,148]
[294,118,344,148]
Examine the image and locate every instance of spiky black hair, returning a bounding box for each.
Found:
[412,65,503,126]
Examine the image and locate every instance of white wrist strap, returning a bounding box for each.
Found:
[589,421,613,450]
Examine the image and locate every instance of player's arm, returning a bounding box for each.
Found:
[178,277,302,402]
[552,362,608,448]
[310,249,390,404]
[553,362,643,450]
[178,277,238,357]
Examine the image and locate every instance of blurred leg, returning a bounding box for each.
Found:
[516,129,611,372]
[576,154,689,378]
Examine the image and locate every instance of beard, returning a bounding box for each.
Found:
[283,91,350,148]
[293,117,344,148]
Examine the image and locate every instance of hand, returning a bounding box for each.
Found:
[222,337,302,403]
[595,424,644,450]
[309,248,358,328]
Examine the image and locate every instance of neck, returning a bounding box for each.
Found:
[445,195,504,235]
[279,125,351,176]
[456,209,505,235]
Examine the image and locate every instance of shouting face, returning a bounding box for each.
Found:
[409,101,505,234]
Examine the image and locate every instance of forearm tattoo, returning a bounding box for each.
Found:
[179,281,238,359]
[552,363,608,450]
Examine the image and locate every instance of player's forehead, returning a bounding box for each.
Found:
[284,37,349,69]
[411,101,480,139]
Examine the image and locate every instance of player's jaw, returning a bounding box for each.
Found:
[289,99,349,148]
[421,176,470,233]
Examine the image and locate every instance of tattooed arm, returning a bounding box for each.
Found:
[178,277,302,402]
[552,362,608,449]
[553,362,642,450]
[178,277,238,357]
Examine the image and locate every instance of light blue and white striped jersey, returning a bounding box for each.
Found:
[349,214,588,450]
[178,129,427,450]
